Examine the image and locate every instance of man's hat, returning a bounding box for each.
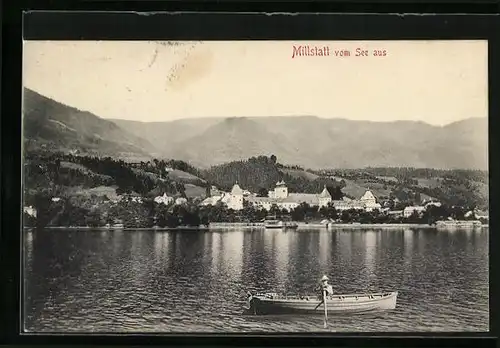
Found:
[321,275,329,281]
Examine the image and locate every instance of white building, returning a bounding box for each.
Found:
[330,190,381,212]
[465,209,489,220]
[200,194,224,206]
[175,197,188,205]
[23,206,37,218]
[403,206,426,218]
[359,190,382,212]
[201,181,332,212]
[130,196,143,203]
[200,181,383,214]
[268,180,288,199]
[246,197,274,211]
[424,200,442,209]
[223,182,244,210]
[331,197,365,211]
[475,210,489,219]
[154,193,174,205]
[246,182,333,212]
[318,186,333,207]
[387,210,403,217]
[209,185,223,197]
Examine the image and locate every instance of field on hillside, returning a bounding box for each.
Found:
[23,151,489,211]
[168,169,207,184]
[63,185,121,200]
[416,178,442,188]
[184,184,207,199]
[375,175,398,183]
[282,168,319,181]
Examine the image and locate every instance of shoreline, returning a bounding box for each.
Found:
[29,226,209,231]
[24,223,489,231]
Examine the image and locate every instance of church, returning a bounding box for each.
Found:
[245,180,333,212]
[201,180,381,212]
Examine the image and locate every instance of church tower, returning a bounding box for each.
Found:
[228,182,244,210]
[318,185,332,207]
[274,180,288,199]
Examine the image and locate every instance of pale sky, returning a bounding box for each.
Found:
[23,40,488,126]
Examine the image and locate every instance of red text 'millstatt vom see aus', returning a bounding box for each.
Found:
[291,45,388,58]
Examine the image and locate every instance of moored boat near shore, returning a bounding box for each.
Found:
[435,220,482,229]
[245,291,398,315]
[263,215,299,229]
[283,221,299,229]
[264,219,284,229]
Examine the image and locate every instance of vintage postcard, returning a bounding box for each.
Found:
[22,40,489,333]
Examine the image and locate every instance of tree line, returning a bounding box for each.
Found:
[24,192,485,230]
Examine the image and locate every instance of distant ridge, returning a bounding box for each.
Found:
[23,88,488,169]
[111,114,485,128]
[113,116,488,170]
[23,88,157,160]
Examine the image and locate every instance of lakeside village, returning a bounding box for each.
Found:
[23,179,489,230]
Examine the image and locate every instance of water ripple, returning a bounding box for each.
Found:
[24,228,489,332]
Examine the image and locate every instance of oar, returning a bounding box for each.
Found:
[323,289,328,329]
[246,291,257,315]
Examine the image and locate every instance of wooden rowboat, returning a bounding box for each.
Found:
[245,291,398,315]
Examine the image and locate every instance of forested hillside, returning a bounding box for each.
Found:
[201,155,345,197]
[202,156,488,209]
[23,88,156,161]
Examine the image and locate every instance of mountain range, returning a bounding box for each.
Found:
[23,88,488,170]
[22,88,156,161]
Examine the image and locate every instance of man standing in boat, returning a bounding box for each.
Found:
[316,275,333,299]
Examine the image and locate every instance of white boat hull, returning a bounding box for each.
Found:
[264,223,298,229]
[246,291,398,315]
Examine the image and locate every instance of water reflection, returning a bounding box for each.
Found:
[286,231,323,293]
[273,230,289,293]
[337,231,352,262]
[364,231,377,277]
[24,228,489,333]
[112,230,124,258]
[218,231,244,279]
[211,232,221,273]
[154,232,169,262]
[403,229,414,265]
[318,231,330,271]
[203,232,213,268]
[25,231,33,265]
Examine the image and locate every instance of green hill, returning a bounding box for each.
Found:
[202,157,488,209]
[23,153,209,206]
[201,155,344,196]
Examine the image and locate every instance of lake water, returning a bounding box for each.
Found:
[23,228,489,333]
